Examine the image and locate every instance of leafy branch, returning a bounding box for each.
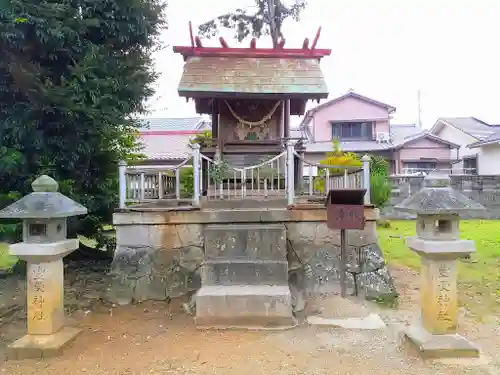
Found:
[198,0,307,46]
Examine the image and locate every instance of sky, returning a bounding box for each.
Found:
[146,0,500,128]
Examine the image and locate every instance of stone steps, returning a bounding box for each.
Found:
[201,260,288,286]
[196,223,295,329]
[195,285,296,329]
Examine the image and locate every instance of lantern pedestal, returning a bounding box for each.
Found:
[7,239,81,360]
[404,237,480,359]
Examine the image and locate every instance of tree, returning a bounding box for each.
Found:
[0,0,166,247]
[198,0,307,46]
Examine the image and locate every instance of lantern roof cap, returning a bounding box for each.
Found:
[0,175,88,219]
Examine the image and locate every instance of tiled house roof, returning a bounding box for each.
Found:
[433,117,495,140]
[138,116,212,162]
[468,128,500,148]
[139,116,211,131]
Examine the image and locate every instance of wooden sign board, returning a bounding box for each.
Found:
[325,189,366,230]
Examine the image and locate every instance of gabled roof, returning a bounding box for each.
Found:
[468,129,500,148]
[176,56,329,100]
[429,117,494,140]
[393,131,460,149]
[139,117,211,132]
[299,90,396,129]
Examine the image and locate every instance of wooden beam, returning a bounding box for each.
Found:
[284,100,290,138]
[188,21,195,47]
[219,37,229,48]
[311,27,322,50]
[211,100,219,139]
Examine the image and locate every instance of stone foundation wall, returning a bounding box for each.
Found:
[108,207,396,305]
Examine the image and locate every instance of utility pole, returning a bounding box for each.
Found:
[267,0,279,47]
[416,89,422,128]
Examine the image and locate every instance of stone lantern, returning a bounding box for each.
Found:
[395,172,484,359]
[0,175,87,360]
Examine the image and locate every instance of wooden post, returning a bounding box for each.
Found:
[119,161,127,209]
[175,168,181,200]
[362,155,371,204]
[158,172,163,199]
[286,140,294,206]
[192,144,200,205]
[340,229,347,297]
[140,172,145,201]
[284,99,290,138]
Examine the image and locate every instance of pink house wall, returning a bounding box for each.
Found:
[310,96,391,142]
[394,137,456,173]
[398,138,453,160]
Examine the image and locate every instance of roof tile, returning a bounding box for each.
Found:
[439,117,494,139]
[139,117,211,131]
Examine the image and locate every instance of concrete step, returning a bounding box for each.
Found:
[204,223,287,261]
[195,285,296,329]
[201,260,288,286]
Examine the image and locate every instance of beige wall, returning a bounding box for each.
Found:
[477,144,500,175]
[432,124,478,173]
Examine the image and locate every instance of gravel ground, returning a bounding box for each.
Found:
[1,266,500,375]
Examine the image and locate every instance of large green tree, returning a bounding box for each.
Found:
[198,0,306,46]
[0,0,166,246]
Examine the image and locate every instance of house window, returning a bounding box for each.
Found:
[403,162,436,174]
[331,122,373,140]
[463,157,477,175]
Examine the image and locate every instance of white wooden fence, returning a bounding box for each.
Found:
[118,142,371,208]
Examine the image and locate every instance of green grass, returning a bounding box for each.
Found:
[0,242,17,271]
[379,220,500,318]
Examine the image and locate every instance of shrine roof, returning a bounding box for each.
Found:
[176,55,329,99]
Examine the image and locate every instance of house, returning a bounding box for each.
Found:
[299,90,459,175]
[467,129,500,175]
[428,117,500,175]
[137,116,211,166]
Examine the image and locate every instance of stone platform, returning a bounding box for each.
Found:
[108,204,397,326]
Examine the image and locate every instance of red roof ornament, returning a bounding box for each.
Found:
[174,24,331,59]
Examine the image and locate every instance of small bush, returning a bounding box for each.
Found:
[180,168,194,197]
[189,130,212,147]
[370,173,391,208]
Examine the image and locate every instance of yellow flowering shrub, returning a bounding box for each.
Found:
[313,139,362,192]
